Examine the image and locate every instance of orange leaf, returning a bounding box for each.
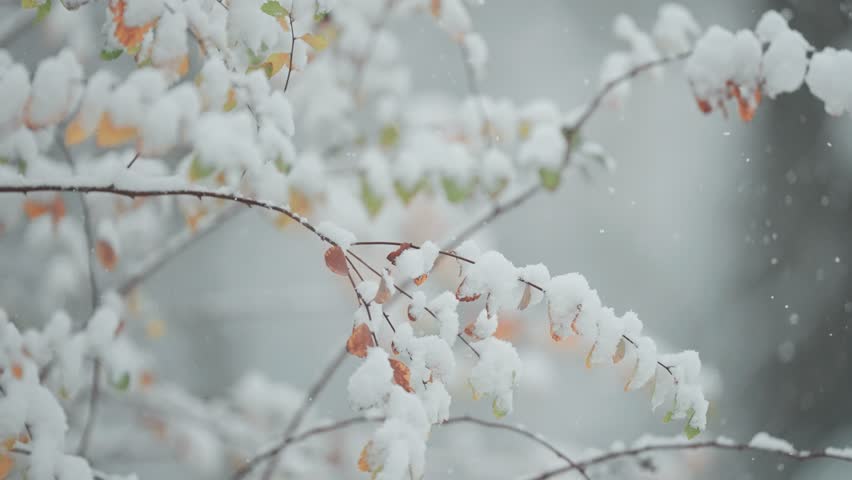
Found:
[301,33,328,51]
[110,0,157,49]
[177,55,190,76]
[612,338,626,364]
[389,358,414,393]
[23,200,50,220]
[430,0,441,17]
[413,274,427,286]
[324,245,349,276]
[259,52,291,78]
[64,116,90,146]
[357,442,372,472]
[10,363,23,380]
[139,370,155,389]
[96,112,137,147]
[695,97,712,114]
[454,278,480,302]
[386,243,413,265]
[517,284,532,310]
[0,453,13,480]
[277,16,290,32]
[96,239,117,271]
[275,190,310,228]
[346,323,374,358]
[374,275,392,304]
[407,304,418,322]
[585,344,596,368]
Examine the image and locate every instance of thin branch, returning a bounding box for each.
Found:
[283,13,297,92]
[56,140,104,459]
[238,347,349,480]
[443,415,590,480]
[527,436,852,480]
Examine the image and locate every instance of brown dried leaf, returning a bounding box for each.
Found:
[389,358,414,393]
[612,338,626,364]
[374,275,392,304]
[386,242,412,265]
[346,323,374,358]
[413,274,428,286]
[407,304,417,322]
[454,278,480,302]
[585,344,596,369]
[463,321,476,339]
[517,284,532,310]
[96,239,118,271]
[324,245,349,276]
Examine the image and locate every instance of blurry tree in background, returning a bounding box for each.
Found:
[1,1,852,480]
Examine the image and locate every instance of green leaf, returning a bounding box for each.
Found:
[360,176,384,218]
[492,397,508,419]
[21,0,38,8]
[100,49,124,61]
[662,410,674,423]
[394,178,427,205]
[274,156,290,174]
[683,407,701,439]
[260,0,288,17]
[189,155,216,181]
[538,167,561,191]
[314,10,330,22]
[441,176,475,204]
[379,124,399,148]
[34,0,51,23]
[111,372,131,391]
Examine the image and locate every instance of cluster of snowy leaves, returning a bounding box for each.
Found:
[0,300,147,480]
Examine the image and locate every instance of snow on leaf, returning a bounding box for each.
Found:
[455,278,480,302]
[389,358,414,393]
[347,323,375,358]
[324,245,349,276]
[386,243,413,265]
[517,284,532,310]
[257,52,291,78]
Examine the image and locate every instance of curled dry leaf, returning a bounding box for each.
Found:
[389,358,414,393]
[346,323,374,358]
[406,303,417,322]
[96,239,118,271]
[413,274,428,286]
[463,321,477,339]
[454,278,480,302]
[386,242,413,265]
[324,245,349,276]
[374,275,392,304]
[517,284,532,310]
[109,0,157,49]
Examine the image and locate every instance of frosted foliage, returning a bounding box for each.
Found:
[7,2,852,479]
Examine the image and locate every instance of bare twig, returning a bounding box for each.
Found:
[240,347,349,480]
[283,13,297,92]
[527,436,852,480]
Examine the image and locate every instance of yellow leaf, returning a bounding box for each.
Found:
[96,112,137,147]
[0,453,13,480]
[301,33,328,51]
[223,88,237,111]
[258,52,291,78]
[64,116,91,145]
[145,319,166,339]
[358,442,372,472]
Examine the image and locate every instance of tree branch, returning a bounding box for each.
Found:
[247,347,349,480]
[527,436,852,480]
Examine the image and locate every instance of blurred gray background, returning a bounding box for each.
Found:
[3,1,852,479]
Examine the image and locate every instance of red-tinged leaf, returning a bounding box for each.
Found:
[549,322,562,342]
[389,358,414,393]
[114,320,125,337]
[324,245,349,276]
[695,97,712,114]
[430,0,440,16]
[407,304,417,322]
[454,278,480,302]
[374,275,391,304]
[10,363,23,380]
[517,284,532,310]
[23,200,50,219]
[413,274,427,286]
[570,308,582,335]
[346,323,374,358]
[96,239,117,271]
[612,338,626,364]
[386,242,413,265]
[357,442,372,472]
[463,321,476,338]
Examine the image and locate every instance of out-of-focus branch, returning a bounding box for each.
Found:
[528,435,852,480]
[241,347,349,480]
